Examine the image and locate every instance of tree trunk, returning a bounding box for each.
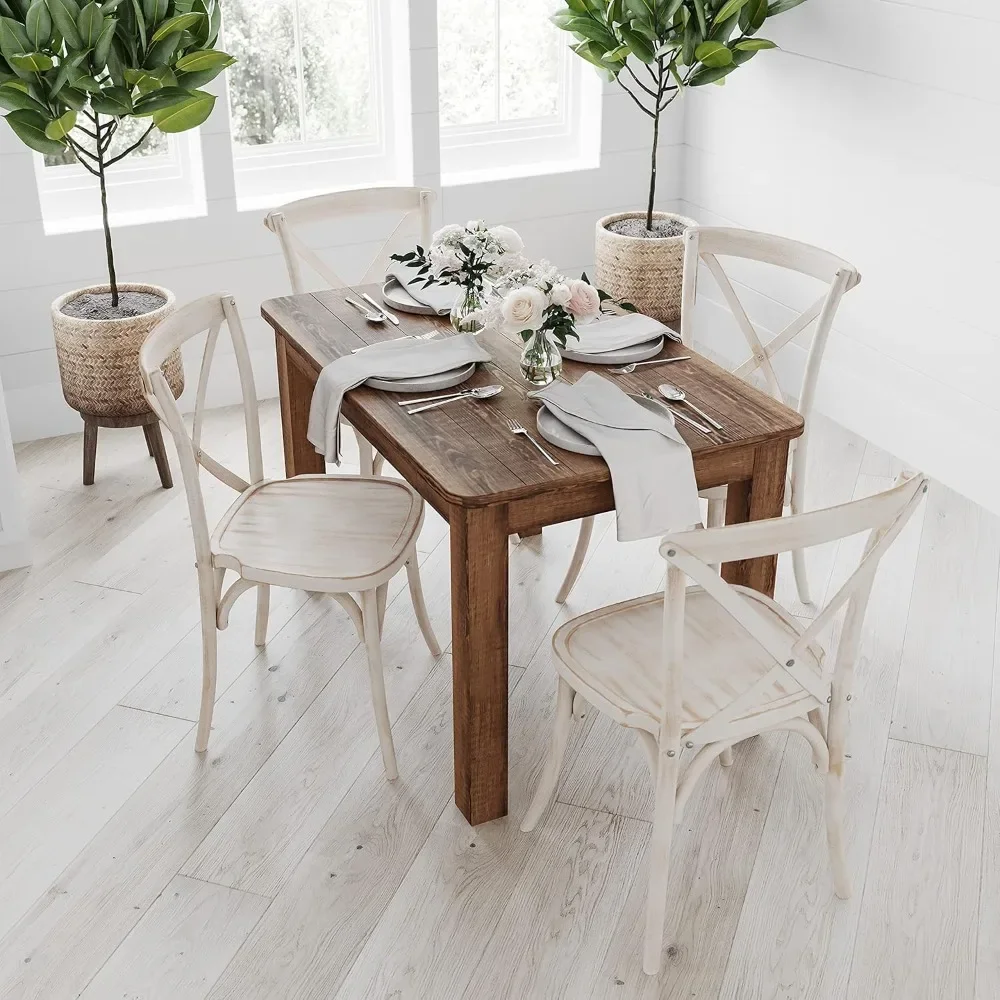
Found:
[95,114,119,308]
[646,105,660,232]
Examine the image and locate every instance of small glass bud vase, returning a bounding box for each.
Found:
[519,330,563,386]
[450,283,486,335]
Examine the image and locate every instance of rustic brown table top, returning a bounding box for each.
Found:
[262,285,803,509]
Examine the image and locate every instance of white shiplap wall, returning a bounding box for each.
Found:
[0,0,683,444]
[681,0,999,514]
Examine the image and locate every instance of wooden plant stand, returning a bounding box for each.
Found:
[81,411,173,489]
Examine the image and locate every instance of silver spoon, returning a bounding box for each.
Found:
[657,383,724,432]
[641,391,712,435]
[610,356,691,374]
[406,384,503,414]
[345,296,386,323]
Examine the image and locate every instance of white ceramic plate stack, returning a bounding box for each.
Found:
[365,364,478,394]
[381,277,451,317]
[559,336,665,366]
[535,394,674,455]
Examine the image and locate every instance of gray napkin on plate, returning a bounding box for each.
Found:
[530,372,701,541]
[570,312,681,354]
[386,262,461,314]
[307,334,492,463]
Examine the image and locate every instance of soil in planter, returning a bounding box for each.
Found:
[61,290,167,321]
[606,217,688,239]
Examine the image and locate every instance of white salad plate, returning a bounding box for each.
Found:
[559,335,665,366]
[381,277,450,316]
[535,393,673,456]
[365,363,477,394]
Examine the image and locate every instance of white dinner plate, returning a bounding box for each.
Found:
[535,394,673,456]
[560,335,665,365]
[381,277,452,316]
[365,363,477,393]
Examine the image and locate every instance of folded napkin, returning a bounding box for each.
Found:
[569,312,681,355]
[386,261,461,314]
[531,372,701,542]
[307,334,492,463]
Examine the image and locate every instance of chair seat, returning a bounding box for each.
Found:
[552,586,823,736]
[211,475,422,589]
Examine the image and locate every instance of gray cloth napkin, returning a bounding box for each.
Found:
[307,334,492,463]
[386,262,461,314]
[570,312,681,354]
[530,372,701,541]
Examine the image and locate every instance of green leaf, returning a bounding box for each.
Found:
[148,10,202,42]
[25,0,52,48]
[173,47,232,74]
[76,1,104,47]
[692,0,707,36]
[88,82,130,112]
[130,82,190,114]
[0,80,47,112]
[715,0,750,21]
[618,22,656,63]
[56,84,86,108]
[734,36,776,49]
[4,107,66,152]
[766,0,807,12]
[623,0,655,24]
[143,28,178,66]
[695,39,732,67]
[9,50,52,70]
[0,16,31,60]
[141,0,165,25]
[680,18,701,65]
[43,106,74,137]
[46,0,81,47]
[740,0,768,31]
[150,85,212,130]
[689,61,737,85]
[93,13,114,65]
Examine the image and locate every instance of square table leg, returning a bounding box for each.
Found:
[721,438,790,598]
[450,504,510,825]
[276,333,325,478]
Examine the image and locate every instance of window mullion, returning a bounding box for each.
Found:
[493,0,501,125]
[293,0,307,142]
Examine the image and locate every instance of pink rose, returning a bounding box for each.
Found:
[566,279,601,321]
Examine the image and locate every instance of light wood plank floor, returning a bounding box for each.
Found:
[2,403,997,1000]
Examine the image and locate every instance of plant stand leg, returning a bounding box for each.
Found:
[83,418,98,486]
[143,418,173,490]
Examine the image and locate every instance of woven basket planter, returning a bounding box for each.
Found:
[594,211,697,325]
[51,283,183,418]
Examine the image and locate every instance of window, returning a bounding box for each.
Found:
[224,0,408,206]
[437,0,601,183]
[35,122,205,235]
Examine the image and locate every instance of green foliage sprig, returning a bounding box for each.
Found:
[0,0,234,304]
[551,0,810,230]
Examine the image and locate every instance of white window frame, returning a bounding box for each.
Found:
[229,0,408,209]
[439,15,602,186]
[34,131,207,235]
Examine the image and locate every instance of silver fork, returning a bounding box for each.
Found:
[505,416,559,466]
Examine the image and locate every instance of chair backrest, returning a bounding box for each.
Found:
[654,472,928,749]
[264,186,434,293]
[680,226,860,419]
[139,294,263,574]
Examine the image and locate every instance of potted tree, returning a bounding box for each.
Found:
[0,0,233,483]
[551,0,809,323]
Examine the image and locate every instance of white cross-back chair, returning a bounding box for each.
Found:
[264,186,434,477]
[139,294,440,775]
[523,472,927,975]
[555,227,860,607]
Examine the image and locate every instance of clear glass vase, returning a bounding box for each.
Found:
[450,283,486,335]
[519,330,563,386]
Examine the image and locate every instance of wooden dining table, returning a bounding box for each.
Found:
[262,285,804,826]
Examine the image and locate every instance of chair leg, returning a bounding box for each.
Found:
[357,431,375,477]
[376,583,388,637]
[521,676,574,832]
[82,419,98,486]
[254,584,270,647]
[373,452,386,477]
[194,611,219,753]
[144,420,173,489]
[643,754,679,975]
[825,759,851,899]
[405,555,441,656]
[719,745,734,767]
[361,589,398,781]
[556,516,595,604]
[706,496,725,573]
[790,486,812,605]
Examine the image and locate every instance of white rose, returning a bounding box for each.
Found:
[431,223,465,247]
[501,286,548,334]
[550,282,572,308]
[490,225,524,254]
[566,279,602,321]
[466,219,486,232]
[429,244,462,276]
